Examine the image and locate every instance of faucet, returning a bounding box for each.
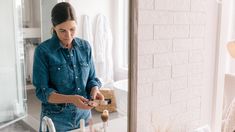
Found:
[41,116,56,132]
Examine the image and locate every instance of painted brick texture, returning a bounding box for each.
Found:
[137,0,209,131]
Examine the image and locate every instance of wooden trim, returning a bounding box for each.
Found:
[128,0,138,131]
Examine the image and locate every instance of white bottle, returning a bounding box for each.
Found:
[80,119,85,132]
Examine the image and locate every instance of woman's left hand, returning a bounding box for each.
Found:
[90,87,104,100]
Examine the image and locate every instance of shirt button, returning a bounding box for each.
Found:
[58,68,60,70]
[75,76,78,79]
[77,88,80,90]
[73,65,76,68]
[71,54,73,57]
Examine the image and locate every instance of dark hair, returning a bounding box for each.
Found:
[51,2,76,27]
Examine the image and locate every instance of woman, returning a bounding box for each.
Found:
[33,2,104,131]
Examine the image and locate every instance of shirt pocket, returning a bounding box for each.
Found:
[49,63,70,86]
[79,61,89,81]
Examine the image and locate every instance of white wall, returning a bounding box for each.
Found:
[69,0,127,81]
[39,0,128,81]
[40,0,58,41]
[136,0,219,131]
[69,0,114,37]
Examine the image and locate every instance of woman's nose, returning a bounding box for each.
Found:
[65,31,71,37]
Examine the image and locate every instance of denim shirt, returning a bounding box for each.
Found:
[33,34,101,104]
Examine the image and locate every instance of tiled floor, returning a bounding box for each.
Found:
[0,120,36,132]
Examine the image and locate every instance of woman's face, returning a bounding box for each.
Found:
[54,20,77,47]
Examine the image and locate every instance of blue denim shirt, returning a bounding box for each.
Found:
[33,34,101,102]
[33,34,101,131]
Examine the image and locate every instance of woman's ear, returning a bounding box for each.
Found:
[51,27,57,35]
[227,40,235,58]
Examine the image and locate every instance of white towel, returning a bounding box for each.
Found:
[94,14,113,83]
[82,15,94,58]
[25,43,36,83]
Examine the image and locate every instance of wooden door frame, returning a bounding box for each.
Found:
[128,0,138,131]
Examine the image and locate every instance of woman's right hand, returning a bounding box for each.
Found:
[70,95,93,109]
[47,92,93,109]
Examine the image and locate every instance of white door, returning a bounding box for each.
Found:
[0,0,27,129]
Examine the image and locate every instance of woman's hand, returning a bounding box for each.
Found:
[47,92,93,109]
[70,95,93,109]
[90,87,104,100]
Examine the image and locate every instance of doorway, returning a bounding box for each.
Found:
[23,0,130,131]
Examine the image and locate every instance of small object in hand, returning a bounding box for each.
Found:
[87,100,98,107]
[95,100,108,105]
[88,99,108,107]
[101,110,109,122]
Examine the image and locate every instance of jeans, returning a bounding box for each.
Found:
[39,103,91,132]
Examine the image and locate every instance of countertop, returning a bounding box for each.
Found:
[69,116,127,132]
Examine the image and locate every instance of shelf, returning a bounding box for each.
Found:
[23,28,41,39]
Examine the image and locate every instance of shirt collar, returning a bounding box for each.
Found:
[50,33,79,51]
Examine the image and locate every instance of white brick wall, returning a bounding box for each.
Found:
[139,25,154,40]
[154,25,189,39]
[172,64,188,77]
[190,25,205,38]
[171,77,188,91]
[136,0,217,131]
[191,38,204,50]
[173,39,191,51]
[191,0,206,12]
[139,11,173,24]
[154,53,171,67]
[138,55,153,69]
[139,0,154,9]
[155,0,190,11]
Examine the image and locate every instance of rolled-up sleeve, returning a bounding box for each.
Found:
[32,46,56,103]
[86,47,102,94]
